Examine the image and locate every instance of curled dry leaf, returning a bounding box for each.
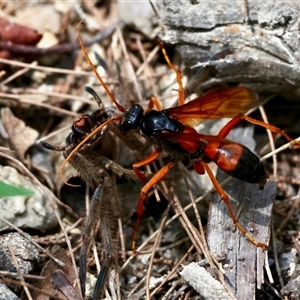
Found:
[1,108,39,159]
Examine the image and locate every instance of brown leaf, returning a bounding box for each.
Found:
[1,108,39,159]
[52,270,82,300]
[0,17,42,45]
[32,248,82,300]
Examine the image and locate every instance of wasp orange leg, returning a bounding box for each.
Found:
[217,117,242,138]
[159,42,185,106]
[132,149,161,183]
[201,160,267,250]
[132,161,175,251]
[148,96,163,111]
[218,115,298,146]
[241,115,299,144]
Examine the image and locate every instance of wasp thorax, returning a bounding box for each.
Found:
[120,104,144,131]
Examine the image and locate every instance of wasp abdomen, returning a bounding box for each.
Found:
[204,140,267,184]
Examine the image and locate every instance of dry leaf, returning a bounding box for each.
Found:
[32,248,81,300]
[0,16,42,45]
[1,108,39,159]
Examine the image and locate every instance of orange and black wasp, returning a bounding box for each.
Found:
[56,21,299,298]
[65,22,298,250]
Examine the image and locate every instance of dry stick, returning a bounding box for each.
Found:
[272,221,285,289]
[118,218,126,262]
[136,37,158,98]
[24,88,96,105]
[115,25,143,103]
[1,277,66,300]
[53,217,84,242]
[20,98,79,117]
[264,281,283,299]
[278,193,300,231]
[258,105,277,177]
[264,251,274,285]
[271,193,300,291]
[149,0,159,16]
[180,166,226,273]
[178,161,204,194]
[145,204,171,300]
[159,236,191,251]
[184,290,193,300]
[107,270,118,300]
[180,166,211,253]
[169,186,204,255]
[0,57,93,76]
[0,55,118,85]
[0,271,46,280]
[150,244,195,298]
[0,92,79,117]
[37,124,71,144]
[7,243,33,300]
[163,281,186,300]
[0,152,80,279]
[136,45,160,77]
[127,277,147,297]
[292,234,300,253]
[261,137,300,161]
[0,61,37,86]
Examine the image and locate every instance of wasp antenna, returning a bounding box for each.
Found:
[84,86,103,108]
[76,20,125,113]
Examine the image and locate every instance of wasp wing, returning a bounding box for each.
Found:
[167,87,258,127]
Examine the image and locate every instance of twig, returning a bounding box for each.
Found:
[7,243,33,300]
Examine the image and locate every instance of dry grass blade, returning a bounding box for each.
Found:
[7,243,33,300]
